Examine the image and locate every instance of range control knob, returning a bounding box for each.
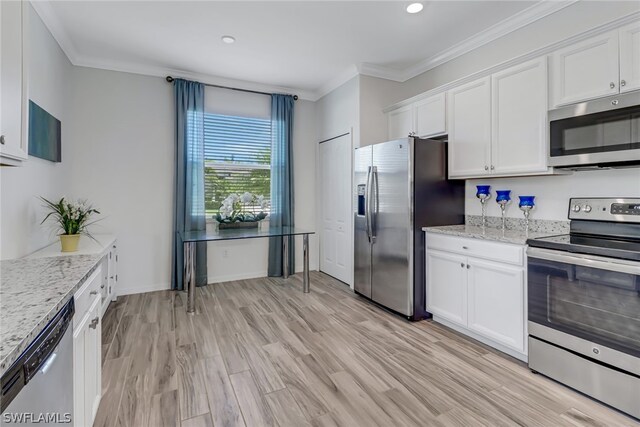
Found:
[572,205,581,212]
[583,205,592,213]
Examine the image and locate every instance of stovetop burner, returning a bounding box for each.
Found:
[526,197,640,262]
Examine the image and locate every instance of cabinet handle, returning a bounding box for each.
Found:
[490,165,495,170]
[89,317,99,329]
[90,290,98,295]
[462,246,468,250]
[484,165,489,171]
[467,264,471,269]
[610,82,615,89]
[460,262,465,268]
[621,80,626,87]
[611,99,619,106]
[0,135,5,145]
[100,284,105,289]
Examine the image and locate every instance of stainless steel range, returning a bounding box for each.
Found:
[527,198,640,419]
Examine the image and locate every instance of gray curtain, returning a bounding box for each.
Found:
[171,79,208,290]
[268,94,295,277]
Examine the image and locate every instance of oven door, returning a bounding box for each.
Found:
[527,247,640,364]
[548,92,640,167]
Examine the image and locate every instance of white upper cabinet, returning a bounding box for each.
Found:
[0,0,29,165]
[447,76,492,178]
[491,57,548,175]
[619,21,640,94]
[387,92,447,140]
[387,105,413,140]
[414,92,446,138]
[550,30,620,107]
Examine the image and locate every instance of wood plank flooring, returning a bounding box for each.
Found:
[96,272,639,427]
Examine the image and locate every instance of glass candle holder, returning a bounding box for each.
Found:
[518,196,535,234]
[476,185,491,228]
[496,190,511,230]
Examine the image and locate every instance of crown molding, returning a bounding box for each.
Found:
[29,0,80,64]
[383,10,640,113]
[313,65,360,101]
[72,55,318,101]
[360,0,578,83]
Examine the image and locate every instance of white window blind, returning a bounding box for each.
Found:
[203,113,271,215]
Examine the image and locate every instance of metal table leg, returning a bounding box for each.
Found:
[303,234,310,293]
[185,241,196,314]
[283,235,289,279]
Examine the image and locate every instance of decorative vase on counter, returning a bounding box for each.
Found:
[60,234,81,252]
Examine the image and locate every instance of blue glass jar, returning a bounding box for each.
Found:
[518,196,535,208]
[476,185,491,196]
[496,190,511,203]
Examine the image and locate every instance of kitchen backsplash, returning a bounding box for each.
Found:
[464,168,640,221]
[465,215,569,234]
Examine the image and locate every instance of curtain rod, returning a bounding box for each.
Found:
[165,76,298,100]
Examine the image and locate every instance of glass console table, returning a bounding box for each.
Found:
[180,226,315,313]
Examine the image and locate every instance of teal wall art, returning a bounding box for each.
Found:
[28,100,61,162]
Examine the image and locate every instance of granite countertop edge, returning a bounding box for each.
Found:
[0,256,102,376]
[422,225,559,245]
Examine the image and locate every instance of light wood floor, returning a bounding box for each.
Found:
[95,272,638,427]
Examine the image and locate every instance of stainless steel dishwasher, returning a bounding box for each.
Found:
[1,299,75,426]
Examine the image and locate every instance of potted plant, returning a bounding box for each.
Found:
[40,197,100,252]
[214,192,268,229]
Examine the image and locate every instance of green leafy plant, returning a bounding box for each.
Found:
[214,192,268,223]
[40,196,100,236]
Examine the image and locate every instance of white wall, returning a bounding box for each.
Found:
[316,75,359,144]
[0,4,72,259]
[359,75,405,147]
[65,67,174,294]
[205,87,319,281]
[466,169,640,221]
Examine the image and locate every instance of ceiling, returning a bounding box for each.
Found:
[34,1,574,100]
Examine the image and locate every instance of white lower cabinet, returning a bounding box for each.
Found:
[73,268,102,427]
[466,258,525,353]
[426,250,467,326]
[425,232,527,360]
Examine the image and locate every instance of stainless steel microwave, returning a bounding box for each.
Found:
[548,91,640,168]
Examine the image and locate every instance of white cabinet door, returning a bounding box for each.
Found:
[447,76,491,178]
[387,105,414,140]
[426,249,467,326]
[491,57,548,175]
[0,0,29,164]
[85,297,102,426]
[619,21,640,93]
[467,258,525,352]
[73,296,102,427]
[550,30,619,107]
[414,93,446,138]
[319,133,353,285]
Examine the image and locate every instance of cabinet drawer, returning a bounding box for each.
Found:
[74,266,101,329]
[426,233,524,266]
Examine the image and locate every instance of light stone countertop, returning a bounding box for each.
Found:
[422,224,561,245]
[0,254,102,376]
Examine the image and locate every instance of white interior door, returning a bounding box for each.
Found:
[319,133,352,286]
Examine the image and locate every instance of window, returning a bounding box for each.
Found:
[203,113,271,216]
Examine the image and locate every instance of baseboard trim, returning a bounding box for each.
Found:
[117,282,170,296]
[433,315,528,363]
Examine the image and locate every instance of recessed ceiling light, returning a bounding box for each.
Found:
[406,3,423,14]
[221,35,236,44]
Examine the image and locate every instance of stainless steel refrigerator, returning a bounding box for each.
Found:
[354,137,464,320]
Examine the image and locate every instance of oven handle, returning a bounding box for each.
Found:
[527,247,640,275]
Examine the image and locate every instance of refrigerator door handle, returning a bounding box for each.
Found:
[371,166,379,243]
[365,166,372,242]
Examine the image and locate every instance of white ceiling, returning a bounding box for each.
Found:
[34,1,574,100]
